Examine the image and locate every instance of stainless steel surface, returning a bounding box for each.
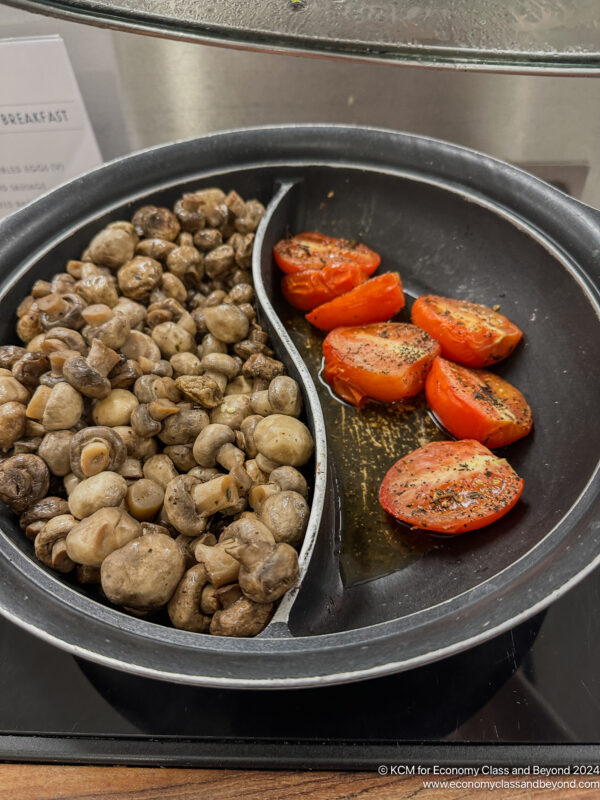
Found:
[3,7,600,204]
[5,0,600,73]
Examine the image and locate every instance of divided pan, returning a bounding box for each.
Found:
[0,125,599,688]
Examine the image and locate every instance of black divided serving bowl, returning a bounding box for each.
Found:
[0,125,598,688]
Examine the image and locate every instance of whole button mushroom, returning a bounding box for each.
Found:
[117,256,163,301]
[66,506,141,566]
[0,454,49,513]
[209,597,273,637]
[70,426,127,479]
[41,383,83,431]
[204,304,249,344]
[38,430,74,477]
[19,496,70,539]
[268,466,308,497]
[151,321,196,359]
[259,490,309,547]
[86,224,137,269]
[253,414,314,467]
[268,376,302,418]
[132,206,181,242]
[163,475,208,537]
[100,533,185,610]
[93,389,139,427]
[34,514,77,573]
[167,564,211,632]
[68,471,128,519]
[0,401,26,451]
[225,536,300,604]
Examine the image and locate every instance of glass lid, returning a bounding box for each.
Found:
[4,0,600,74]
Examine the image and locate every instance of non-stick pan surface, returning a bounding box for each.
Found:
[0,125,598,687]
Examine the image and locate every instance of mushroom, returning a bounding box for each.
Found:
[268,376,302,417]
[163,475,208,537]
[68,471,128,519]
[92,389,139,427]
[38,292,85,332]
[117,255,163,302]
[170,352,202,378]
[242,353,285,382]
[75,274,118,308]
[204,304,249,344]
[0,454,49,512]
[41,382,83,431]
[158,404,208,445]
[119,457,144,479]
[175,375,223,409]
[0,401,26,450]
[167,564,211,632]
[69,426,127,479]
[204,245,234,280]
[253,414,314,467]
[161,273,187,303]
[0,345,27,369]
[109,358,142,389]
[76,564,101,584]
[151,321,196,358]
[132,206,181,242]
[225,536,299,604]
[269,465,308,497]
[130,404,162,437]
[100,533,185,610]
[200,333,227,357]
[192,423,235,467]
[163,444,196,472]
[19,495,70,540]
[142,454,178,490]
[135,237,177,263]
[209,597,273,637]
[65,506,141,566]
[125,478,165,521]
[38,430,74,476]
[63,339,121,399]
[194,542,240,588]
[259,490,309,546]
[191,473,239,517]
[210,395,251,430]
[234,199,264,234]
[11,353,49,391]
[166,236,204,285]
[83,305,131,350]
[86,223,138,269]
[34,514,77,573]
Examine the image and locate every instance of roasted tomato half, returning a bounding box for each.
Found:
[322,322,440,407]
[379,439,524,534]
[281,262,368,312]
[411,295,523,367]
[306,272,405,331]
[425,357,533,449]
[273,232,380,276]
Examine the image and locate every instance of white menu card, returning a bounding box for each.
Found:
[0,35,102,219]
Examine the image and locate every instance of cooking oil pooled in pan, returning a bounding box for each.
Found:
[283,307,446,587]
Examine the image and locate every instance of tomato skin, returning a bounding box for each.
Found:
[273,232,381,276]
[281,262,368,312]
[322,323,441,407]
[306,272,405,331]
[425,357,533,449]
[411,295,523,367]
[379,439,524,534]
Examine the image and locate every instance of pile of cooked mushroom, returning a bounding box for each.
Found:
[0,188,314,637]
